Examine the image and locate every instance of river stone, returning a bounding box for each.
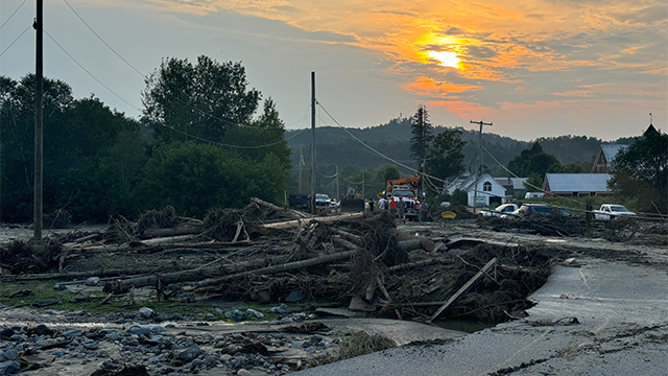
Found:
[177,344,201,363]
[237,369,252,376]
[1,350,17,361]
[0,360,20,375]
[139,307,155,318]
[0,329,14,339]
[61,329,82,338]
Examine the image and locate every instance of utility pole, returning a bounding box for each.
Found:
[335,165,339,203]
[470,120,492,214]
[298,144,303,193]
[361,171,365,200]
[310,72,316,214]
[33,0,44,240]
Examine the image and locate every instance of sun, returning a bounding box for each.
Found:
[428,51,460,69]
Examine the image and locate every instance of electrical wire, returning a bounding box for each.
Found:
[45,28,309,149]
[317,100,502,197]
[0,0,27,30]
[0,24,30,58]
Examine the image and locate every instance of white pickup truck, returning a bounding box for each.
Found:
[593,204,636,220]
[481,203,518,217]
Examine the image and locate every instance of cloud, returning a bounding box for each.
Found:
[401,77,483,98]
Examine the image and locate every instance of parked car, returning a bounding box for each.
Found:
[594,204,636,220]
[501,204,554,219]
[314,193,332,210]
[481,203,518,217]
[524,192,545,199]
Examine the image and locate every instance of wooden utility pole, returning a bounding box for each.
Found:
[470,120,492,214]
[33,0,44,239]
[310,72,316,214]
[298,144,303,193]
[335,165,339,203]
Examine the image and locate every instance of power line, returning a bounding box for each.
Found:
[0,24,30,58]
[45,29,309,149]
[44,29,139,110]
[62,0,145,77]
[0,0,27,30]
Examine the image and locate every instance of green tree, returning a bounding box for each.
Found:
[223,97,291,168]
[608,128,668,213]
[549,162,584,173]
[135,142,288,217]
[508,142,560,179]
[410,105,433,169]
[376,165,401,183]
[426,129,466,180]
[524,173,543,192]
[142,56,261,143]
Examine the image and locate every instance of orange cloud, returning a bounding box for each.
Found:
[401,77,483,98]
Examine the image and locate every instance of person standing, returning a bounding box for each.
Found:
[421,201,430,222]
[397,197,406,223]
[378,196,387,212]
[369,199,375,212]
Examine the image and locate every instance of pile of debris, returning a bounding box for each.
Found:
[1,198,551,324]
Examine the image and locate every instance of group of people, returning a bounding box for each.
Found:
[373,196,430,223]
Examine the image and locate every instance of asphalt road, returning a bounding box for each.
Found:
[294,259,668,376]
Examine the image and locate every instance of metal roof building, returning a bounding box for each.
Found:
[592,144,628,173]
[543,173,613,197]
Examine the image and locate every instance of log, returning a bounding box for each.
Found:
[387,258,445,273]
[396,238,436,252]
[107,254,293,293]
[261,213,365,230]
[251,197,310,219]
[332,237,360,251]
[334,229,363,246]
[194,250,357,289]
[140,234,197,246]
[142,226,203,238]
[429,257,497,322]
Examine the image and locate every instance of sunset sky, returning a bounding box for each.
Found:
[1,0,666,140]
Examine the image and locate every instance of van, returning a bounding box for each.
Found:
[524,192,545,199]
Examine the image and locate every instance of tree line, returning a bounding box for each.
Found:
[0,56,290,223]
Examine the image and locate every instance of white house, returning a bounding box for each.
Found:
[448,173,507,207]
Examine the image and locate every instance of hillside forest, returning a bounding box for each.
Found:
[1,56,651,223]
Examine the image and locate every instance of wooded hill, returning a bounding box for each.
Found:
[286,117,632,176]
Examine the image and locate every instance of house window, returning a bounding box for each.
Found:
[483,182,492,192]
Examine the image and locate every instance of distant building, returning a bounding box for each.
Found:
[591,145,627,173]
[448,172,507,207]
[543,173,613,197]
[494,177,528,199]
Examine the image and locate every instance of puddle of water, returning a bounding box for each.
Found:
[432,318,494,333]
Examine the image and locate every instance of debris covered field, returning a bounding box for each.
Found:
[0,199,667,376]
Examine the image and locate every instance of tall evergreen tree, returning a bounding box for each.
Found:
[410,105,433,170]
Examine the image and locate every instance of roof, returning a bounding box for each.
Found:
[544,173,612,193]
[494,177,528,190]
[600,144,627,162]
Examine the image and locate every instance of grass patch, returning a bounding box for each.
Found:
[338,331,397,359]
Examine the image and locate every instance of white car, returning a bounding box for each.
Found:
[481,203,518,217]
[594,204,636,220]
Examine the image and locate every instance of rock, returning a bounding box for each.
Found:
[216,308,224,314]
[238,369,252,376]
[61,329,82,338]
[0,329,15,339]
[246,309,264,319]
[177,344,201,363]
[269,304,288,315]
[220,354,233,363]
[52,351,64,358]
[82,339,98,350]
[206,313,215,319]
[225,309,245,322]
[285,290,307,302]
[0,360,20,374]
[139,307,155,318]
[289,342,302,349]
[305,346,316,353]
[85,277,100,286]
[281,364,290,372]
[2,350,18,361]
[128,325,165,336]
[204,354,218,366]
